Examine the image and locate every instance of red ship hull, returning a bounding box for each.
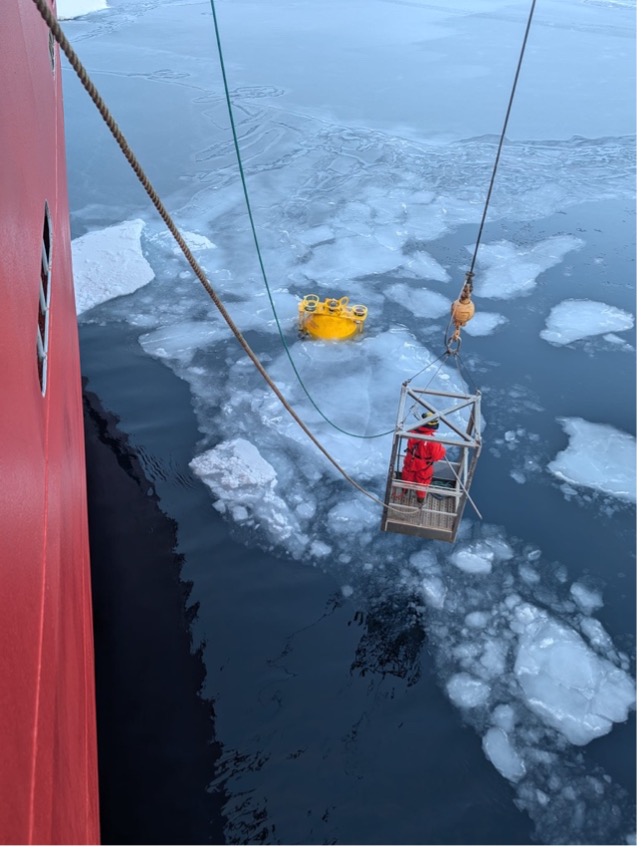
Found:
[0,1,100,843]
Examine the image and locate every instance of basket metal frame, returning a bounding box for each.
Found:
[381,385,482,542]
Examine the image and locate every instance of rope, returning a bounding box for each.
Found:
[453,352,480,396]
[444,457,482,520]
[403,350,449,388]
[208,0,393,440]
[30,0,389,507]
[403,352,450,427]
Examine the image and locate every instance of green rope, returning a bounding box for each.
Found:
[208,0,394,439]
[30,0,394,508]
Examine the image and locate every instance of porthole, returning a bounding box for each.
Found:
[36,204,52,395]
[48,29,55,73]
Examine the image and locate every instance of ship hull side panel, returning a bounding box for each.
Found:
[0,1,99,843]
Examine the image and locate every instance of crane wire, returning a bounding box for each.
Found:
[445,0,537,360]
[467,0,538,277]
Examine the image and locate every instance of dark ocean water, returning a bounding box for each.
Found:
[65,0,635,843]
[81,320,535,845]
[79,195,635,846]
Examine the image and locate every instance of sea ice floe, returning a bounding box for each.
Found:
[413,527,635,843]
[548,418,636,503]
[139,321,227,365]
[421,576,447,610]
[58,0,108,18]
[309,540,332,558]
[478,639,507,677]
[300,235,405,284]
[465,611,490,628]
[569,582,603,614]
[72,219,154,314]
[189,438,304,548]
[173,231,215,254]
[298,225,334,246]
[449,540,509,574]
[470,235,584,299]
[492,704,516,732]
[482,727,526,782]
[513,605,636,745]
[446,672,491,708]
[463,311,507,336]
[602,332,634,350]
[192,438,278,492]
[540,299,634,346]
[580,618,615,657]
[385,284,451,319]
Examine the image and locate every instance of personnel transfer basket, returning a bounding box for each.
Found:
[381,385,482,543]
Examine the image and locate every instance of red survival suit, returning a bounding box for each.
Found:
[401,425,446,501]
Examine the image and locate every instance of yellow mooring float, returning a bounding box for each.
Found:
[298,294,368,341]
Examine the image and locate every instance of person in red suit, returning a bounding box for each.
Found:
[401,414,446,504]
